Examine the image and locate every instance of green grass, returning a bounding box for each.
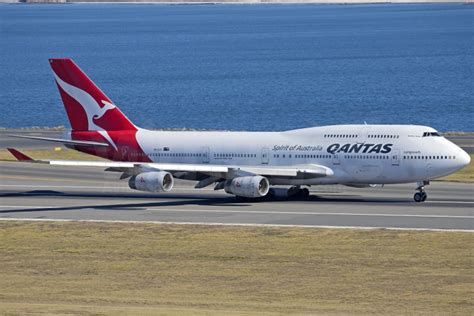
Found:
[0,221,472,315]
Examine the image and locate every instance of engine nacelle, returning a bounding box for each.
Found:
[224,176,270,198]
[128,171,174,193]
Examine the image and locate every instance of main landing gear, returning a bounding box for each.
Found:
[266,186,310,199]
[414,181,429,202]
[287,186,310,199]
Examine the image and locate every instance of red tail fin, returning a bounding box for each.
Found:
[49,58,136,132]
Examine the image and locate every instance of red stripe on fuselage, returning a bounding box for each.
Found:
[71,130,150,162]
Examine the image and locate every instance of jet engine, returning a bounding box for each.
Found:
[224,176,270,198]
[128,171,174,193]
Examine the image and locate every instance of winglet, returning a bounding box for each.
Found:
[7,148,34,161]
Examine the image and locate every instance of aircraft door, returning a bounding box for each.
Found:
[361,125,371,142]
[332,153,341,165]
[425,163,433,178]
[261,147,269,164]
[201,146,210,163]
[391,149,400,166]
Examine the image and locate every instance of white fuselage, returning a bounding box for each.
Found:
[134,124,470,186]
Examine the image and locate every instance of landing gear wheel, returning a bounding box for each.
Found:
[421,192,427,202]
[300,188,310,198]
[413,181,429,203]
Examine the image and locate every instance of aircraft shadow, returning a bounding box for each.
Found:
[0,190,409,214]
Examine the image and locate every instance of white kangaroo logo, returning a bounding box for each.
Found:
[96,100,116,120]
[53,73,118,150]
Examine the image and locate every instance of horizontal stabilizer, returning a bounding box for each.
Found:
[7,148,34,161]
[8,134,109,147]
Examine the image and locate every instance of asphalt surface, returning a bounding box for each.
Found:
[1,130,473,153]
[0,161,473,230]
[0,130,65,150]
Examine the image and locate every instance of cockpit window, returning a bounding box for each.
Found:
[422,132,441,137]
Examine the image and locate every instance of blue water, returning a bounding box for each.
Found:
[0,4,473,131]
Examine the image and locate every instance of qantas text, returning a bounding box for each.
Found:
[327,143,393,154]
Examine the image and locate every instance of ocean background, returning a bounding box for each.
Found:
[0,4,473,131]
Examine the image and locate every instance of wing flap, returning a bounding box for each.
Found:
[146,163,229,174]
[49,160,135,168]
[46,161,331,178]
[240,165,333,178]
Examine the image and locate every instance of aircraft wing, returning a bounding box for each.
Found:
[7,148,333,180]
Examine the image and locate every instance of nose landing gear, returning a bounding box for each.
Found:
[414,181,429,202]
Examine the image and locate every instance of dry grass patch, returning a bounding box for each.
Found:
[0,221,472,315]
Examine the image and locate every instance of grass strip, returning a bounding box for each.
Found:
[0,221,472,315]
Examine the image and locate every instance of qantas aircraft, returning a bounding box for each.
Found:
[8,58,471,202]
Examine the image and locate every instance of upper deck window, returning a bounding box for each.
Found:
[422,132,441,137]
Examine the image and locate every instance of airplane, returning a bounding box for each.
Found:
[7,58,471,202]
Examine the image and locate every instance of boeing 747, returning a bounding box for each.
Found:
[8,59,471,202]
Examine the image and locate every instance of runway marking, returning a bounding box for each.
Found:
[423,201,474,205]
[146,208,474,219]
[1,206,47,209]
[0,217,472,233]
[1,205,473,219]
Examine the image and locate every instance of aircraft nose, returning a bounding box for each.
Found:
[458,148,471,167]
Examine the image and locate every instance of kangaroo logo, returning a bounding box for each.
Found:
[53,73,118,150]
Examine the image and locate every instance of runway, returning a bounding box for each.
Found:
[1,161,473,231]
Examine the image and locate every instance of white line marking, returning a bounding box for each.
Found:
[427,201,474,204]
[0,217,471,232]
[1,206,47,209]
[1,205,473,219]
[146,208,474,219]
